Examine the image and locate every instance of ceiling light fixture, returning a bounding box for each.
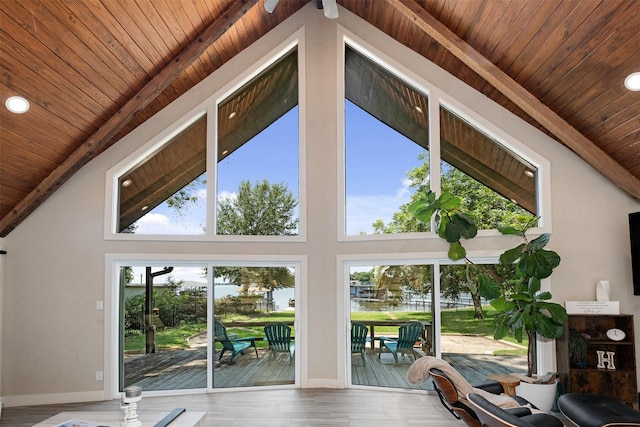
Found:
[122,179,133,187]
[524,170,535,178]
[228,111,236,119]
[5,96,30,114]
[624,72,640,91]
[265,0,338,18]
[414,105,423,114]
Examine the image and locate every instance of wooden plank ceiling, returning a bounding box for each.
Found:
[1,0,639,237]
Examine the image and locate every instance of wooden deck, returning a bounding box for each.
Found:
[124,346,526,392]
[124,347,295,390]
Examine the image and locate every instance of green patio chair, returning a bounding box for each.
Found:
[378,320,423,363]
[351,321,369,365]
[264,322,294,364]
[214,319,258,364]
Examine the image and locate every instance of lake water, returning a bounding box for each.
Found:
[214,285,478,312]
[214,284,294,311]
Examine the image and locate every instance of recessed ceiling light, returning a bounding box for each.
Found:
[141,205,148,211]
[122,179,133,187]
[524,170,535,178]
[5,96,30,114]
[624,72,640,91]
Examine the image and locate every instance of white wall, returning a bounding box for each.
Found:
[2,3,639,405]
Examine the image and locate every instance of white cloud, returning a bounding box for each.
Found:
[396,178,413,198]
[135,212,204,235]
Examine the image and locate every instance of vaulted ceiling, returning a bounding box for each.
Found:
[1,0,639,237]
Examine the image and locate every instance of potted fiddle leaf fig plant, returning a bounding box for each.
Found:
[408,190,568,379]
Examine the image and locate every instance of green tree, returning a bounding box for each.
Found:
[217,180,298,236]
[350,270,374,283]
[215,180,298,293]
[374,153,534,318]
[218,266,295,294]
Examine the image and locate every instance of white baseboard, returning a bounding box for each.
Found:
[2,390,105,408]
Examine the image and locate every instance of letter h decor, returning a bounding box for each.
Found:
[596,350,616,370]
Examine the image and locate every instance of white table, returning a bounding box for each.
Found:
[33,410,206,427]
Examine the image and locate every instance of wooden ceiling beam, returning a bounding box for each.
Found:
[391,0,640,201]
[0,0,259,237]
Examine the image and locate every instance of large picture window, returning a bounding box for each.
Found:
[439,105,538,229]
[343,43,541,237]
[112,47,300,238]
[344,46,429,236]
[117,115,207,235]
[215,47,299,236]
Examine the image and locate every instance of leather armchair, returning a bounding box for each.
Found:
[467,392,564,427]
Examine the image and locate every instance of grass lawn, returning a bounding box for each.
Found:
[126,307,527,355]
[124,322,207,352]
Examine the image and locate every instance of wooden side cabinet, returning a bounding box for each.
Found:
[556,314,638,407]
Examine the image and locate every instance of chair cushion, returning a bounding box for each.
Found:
[557,393,640,427]
[471,379,504,395]
[468,393,564,427]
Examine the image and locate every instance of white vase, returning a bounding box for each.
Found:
[515,380,557,413]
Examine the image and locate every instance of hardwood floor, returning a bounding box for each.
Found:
[1,388,468,426]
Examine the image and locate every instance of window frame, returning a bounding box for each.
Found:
[105,252,306,397]
[338,33,551,242]
[105,36,307,242]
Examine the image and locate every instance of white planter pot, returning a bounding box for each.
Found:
[515,380,557,413]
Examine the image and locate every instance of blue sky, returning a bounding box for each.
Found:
[135,101,426,236]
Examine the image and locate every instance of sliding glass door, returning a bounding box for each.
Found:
[211,264,296,388]
[118,261,298,393]
[348,263,434,390]
[119,265,208,392]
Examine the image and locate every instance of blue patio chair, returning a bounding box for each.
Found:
[214,319,258,364]
[264,322,294,364]
[351,321,369,365]
[378,320,423,363]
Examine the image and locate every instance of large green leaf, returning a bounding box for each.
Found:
[532,311,565,339]
[528,233,550,251]
[455,212,478,239]
[493,313,510,340]
[518,249,560,279]
[448,241,466,260]
[534,290,552,300]
[438,191,461,211]
[527,277,541,295]
[442,212,477,243]
[478,274,501,300]
[536,301,568,324]
[408,191,438,223]
[490,295,508,311]
[500,243,525,265]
